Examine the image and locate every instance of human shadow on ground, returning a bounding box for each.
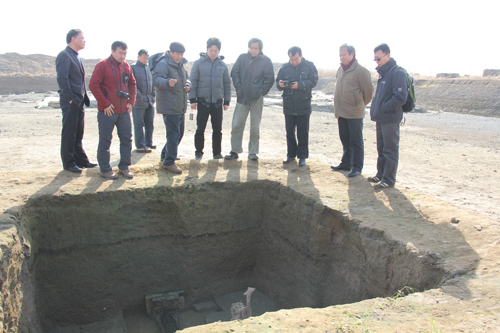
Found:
[29,170,79,199]
[343,172,479,301]
[247,160,259,181]
[284,163,321,202]
[223,160,242,182]
[186,159,222,184]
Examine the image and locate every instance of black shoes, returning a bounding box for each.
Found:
[331,164,350,171]
[283,156,295,164]
[146,145,157,150]
[248,154,259,160]
[136,147,152,153]
[195,152,203,161]
[77,162,97,168]
[224,152,239,160]
[367,176,381,183]
[65,165,83,173]
[348,170,360,177]
[298,158,306,167]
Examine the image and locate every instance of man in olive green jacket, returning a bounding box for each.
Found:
[331,44,374,177]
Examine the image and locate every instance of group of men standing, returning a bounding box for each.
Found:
[56,28,407,189]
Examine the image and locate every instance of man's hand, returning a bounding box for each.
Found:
[69,100,73,104]
[104,104,114,116]
[279,80,286,88]
[191,103,197,110]
[169,79,178,87]
[127,103,133,114]
[223,105,229,111]
[184,86,191,93]
[290,82,299,89]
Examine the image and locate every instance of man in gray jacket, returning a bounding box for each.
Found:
[189,37,231,160]
[225,38,274,161]
[131,49,156,153]
[369,43,407,189]
[152,42,191,174]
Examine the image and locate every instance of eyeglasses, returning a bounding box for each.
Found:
[373,54,388,62]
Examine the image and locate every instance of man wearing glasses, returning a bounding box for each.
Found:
[331,44,374,177]
[368,43,407,190]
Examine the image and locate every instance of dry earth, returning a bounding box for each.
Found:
[0,92,499,332]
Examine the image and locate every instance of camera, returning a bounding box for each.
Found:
[117,91,130,99]
[282,80,295,88]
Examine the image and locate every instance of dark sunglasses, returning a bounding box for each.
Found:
[373,54,388,62]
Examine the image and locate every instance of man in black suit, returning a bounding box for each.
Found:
[56,29,97,173]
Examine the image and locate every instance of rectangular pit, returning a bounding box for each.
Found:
[18,181,446,331]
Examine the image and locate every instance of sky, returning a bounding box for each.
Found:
[1,0,498,76]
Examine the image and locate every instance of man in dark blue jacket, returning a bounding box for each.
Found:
[131,49,156,153]
[56,29,96,173]
[276,46,318,167]
[369,43,407,189]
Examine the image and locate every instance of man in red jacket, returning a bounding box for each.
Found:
[89,41,137,180]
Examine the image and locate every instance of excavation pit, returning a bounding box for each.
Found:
[19,181,446,332]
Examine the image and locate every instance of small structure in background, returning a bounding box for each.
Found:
[230,287,256,320]
[146,290,185,333]
[436,73,460,78]
[483,69,500,77]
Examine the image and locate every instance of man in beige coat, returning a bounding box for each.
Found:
[331,44,374,177]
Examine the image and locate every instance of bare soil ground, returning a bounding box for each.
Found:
[0,92,499,332]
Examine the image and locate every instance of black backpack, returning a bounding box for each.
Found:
[401,68,416,112]
[148,52,166,72]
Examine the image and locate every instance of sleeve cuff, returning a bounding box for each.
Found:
[190,98,197,103]
[224,100,230,106]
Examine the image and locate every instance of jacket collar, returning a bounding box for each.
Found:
[283,58,307,69]
[247,51,264,59]
[341,58,357,72]
[135,60,147,68]
[109,55,123,66]
[66,45,79,56]
[376,58,397,77]
[166,53,187,67]
[199,52,224,63]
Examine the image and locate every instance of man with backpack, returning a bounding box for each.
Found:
[152,42,191,174]
[368,43,407,189]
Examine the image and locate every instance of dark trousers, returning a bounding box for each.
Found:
[285,114,310,159]
[376,122,400,186]
[132,105,154,149]
[97,111,132,172]
[195,102,223,156]
[338,117,364,172]
[60,99,90,169]
[161,114,185,165]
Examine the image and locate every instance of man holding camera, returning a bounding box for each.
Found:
[152,42,191,174]
[89,41,137,180]
[276,46,318,167]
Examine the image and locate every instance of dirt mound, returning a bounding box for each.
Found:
[415,78,500,117]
